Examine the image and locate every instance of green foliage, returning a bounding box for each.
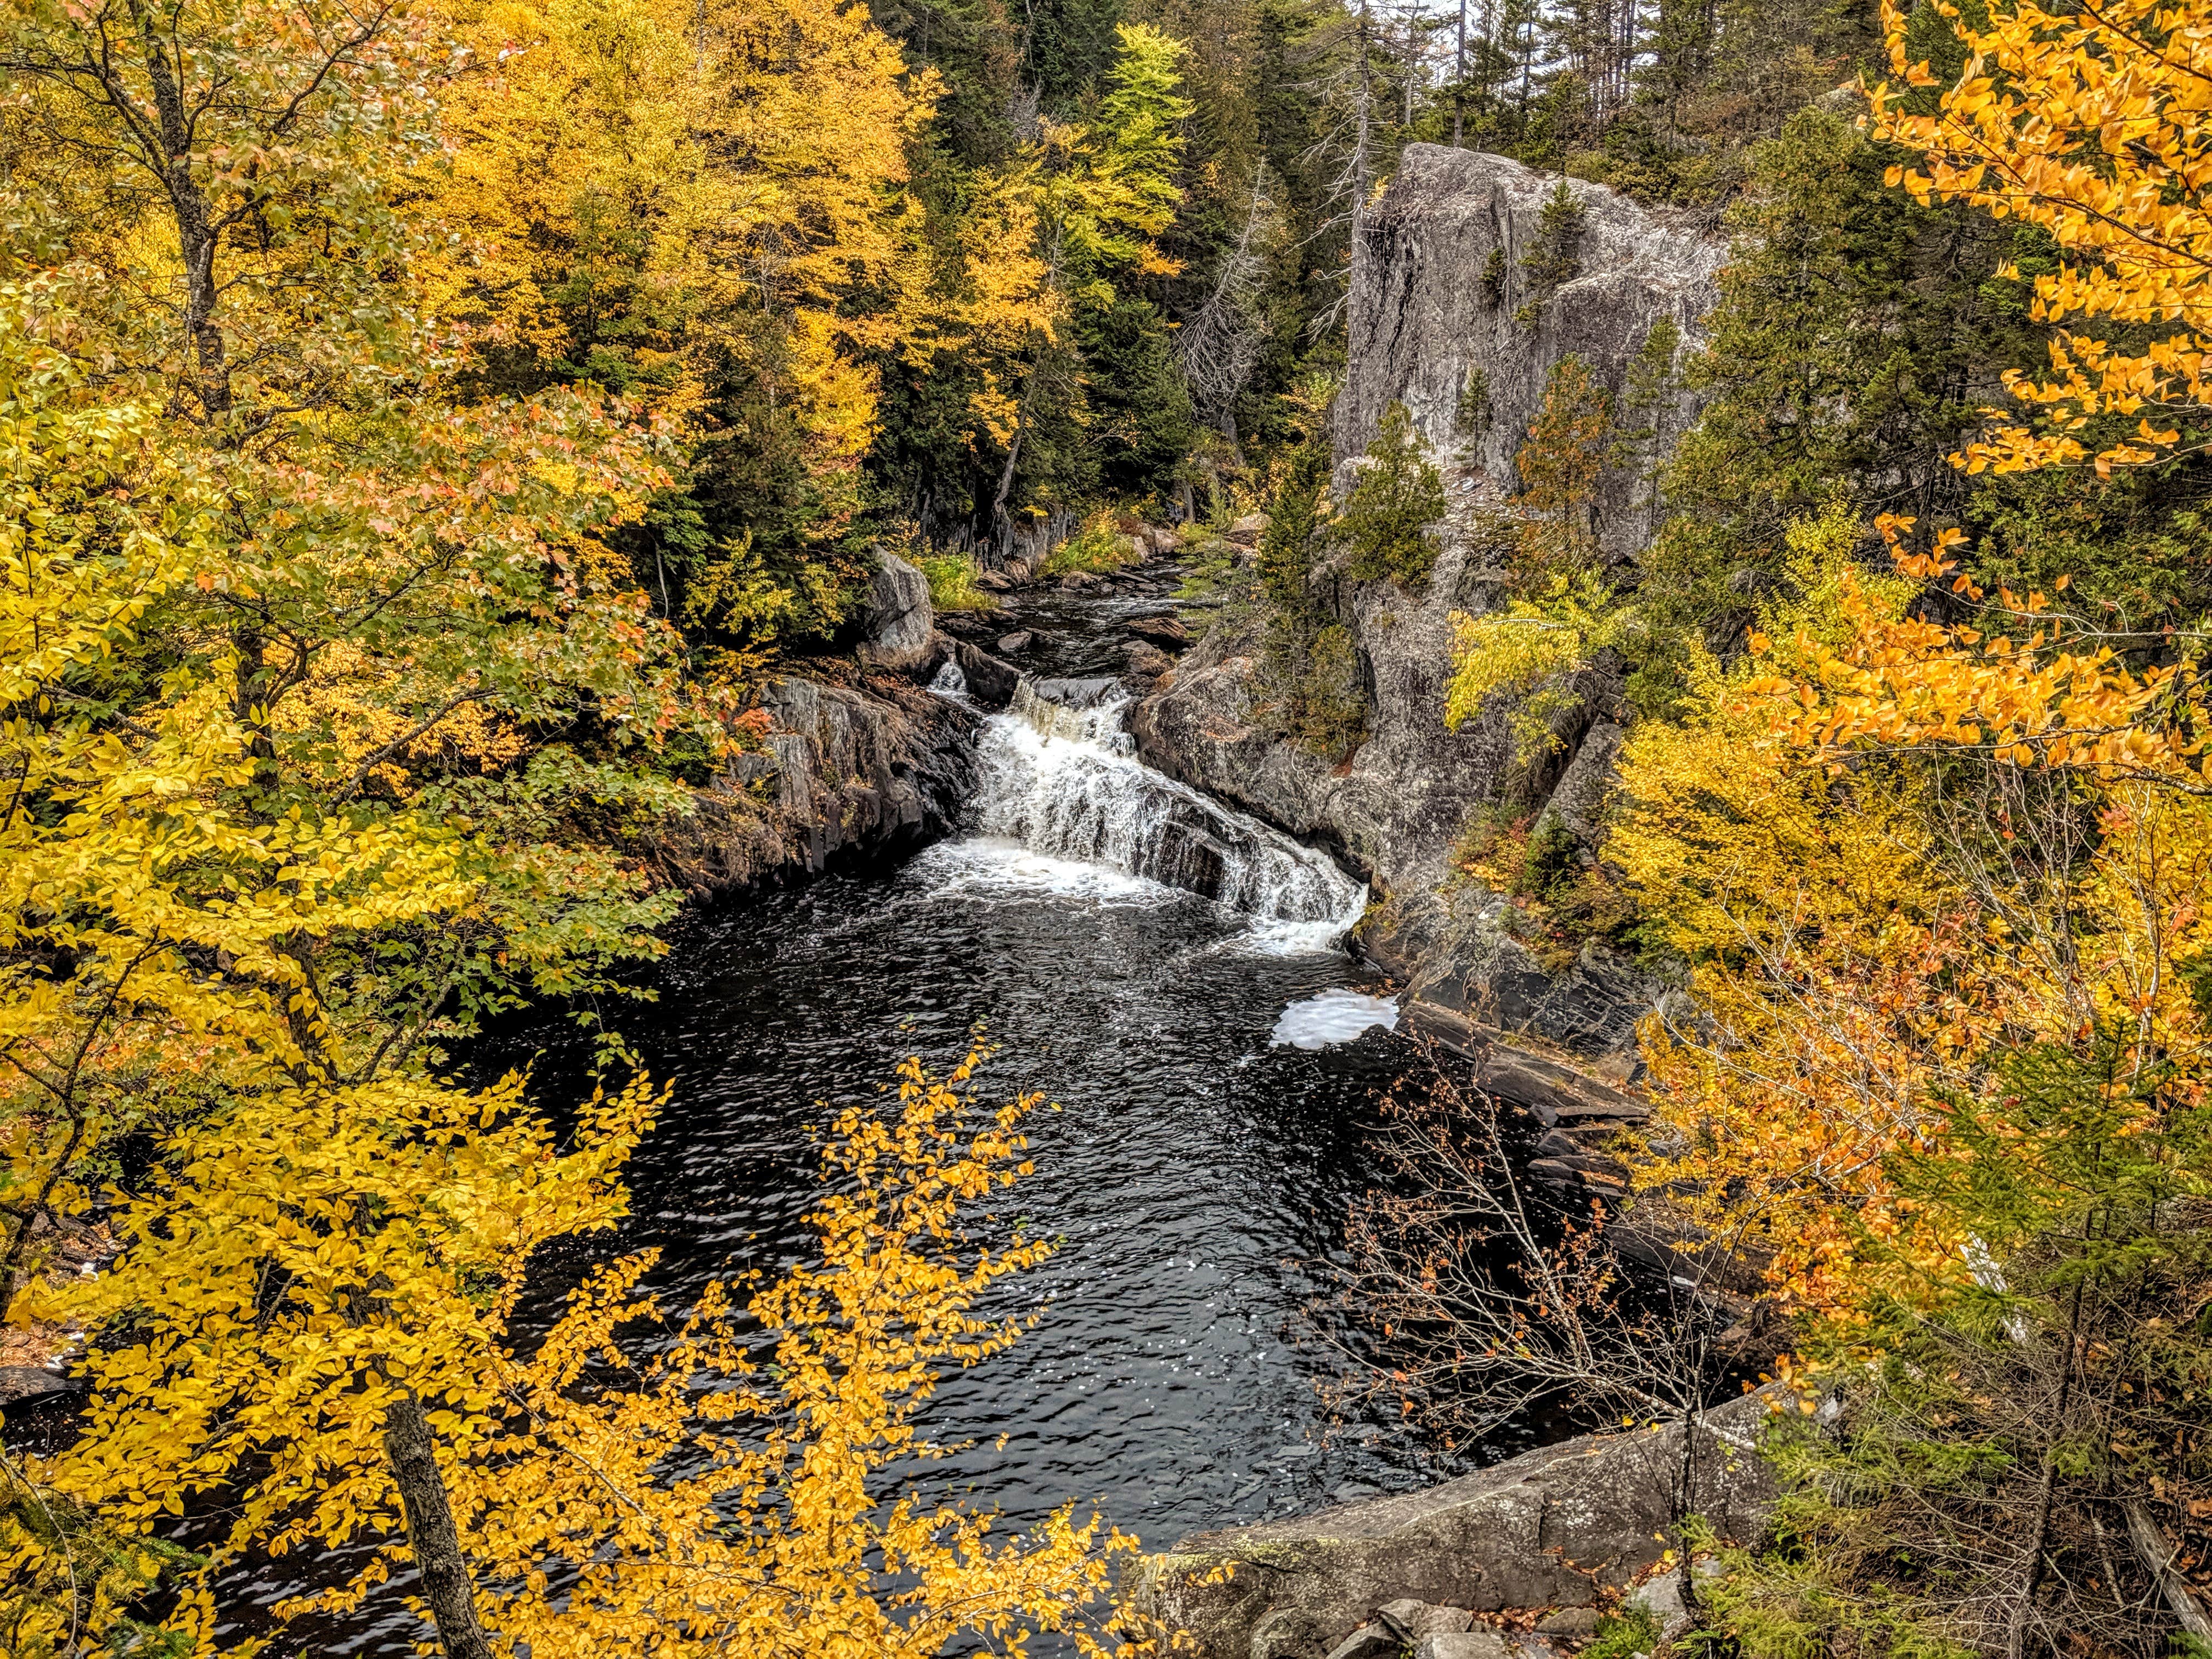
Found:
[1041,510,1143,577]
[1449,805,1640,973]
[1580,1603,1661,1659]
[1078,294,1200,505]
[1620,316,1681,516]
[1249,436,1367,759]
[1258,621,1368,761]
[1607,104,2209,716]
[1338,403,1446,589]
[916,551,1002,613]
[1517,182,1587,321]
[1455,366,1493,440]
[1,1468,201,1659]
[1257,439,1329,619]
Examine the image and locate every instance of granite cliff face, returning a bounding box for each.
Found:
[1136,148,1727,1086]
[1340,146,1725,556]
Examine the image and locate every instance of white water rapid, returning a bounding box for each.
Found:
[946,675,1369,940]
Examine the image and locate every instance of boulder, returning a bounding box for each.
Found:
[1060,569,1105,591]
[1626,1569,1694,1643]
[949,639,1022,709]
[0,1365,86,1409]
[997,631,1035,655]
[1125,614,1192,648]
[1415,1636,1511,1659]
[1030,675,1124,709]
[1322,1627,1401,1659]
[751,676,974,871]
[1224,513,1269,546]
[1534,1606,1601,1637]
[1124,641,1175,685]
[1379,1598,1474,1640]
[860,551,935,673]
[1130,1392,1776,1659]
[975,568,1014,592]
[1250,1607,1327,1659]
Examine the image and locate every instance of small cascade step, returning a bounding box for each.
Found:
[972,678,1365,926]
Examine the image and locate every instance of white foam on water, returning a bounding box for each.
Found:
[927,656,978,708]
[909,836,1180,907]
[969,682,1368,933]
[1269,988,1402,1049]
[1215,889,1372,957]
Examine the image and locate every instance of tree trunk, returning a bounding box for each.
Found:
[125,0,230,421]
[2008,1268,2089,1658]
[989,403,1028,562]
[1673,1404,1706,1620]
[382,1391,497,1659]
[2124,1500,2212,1641]
[1454,0,1468,146]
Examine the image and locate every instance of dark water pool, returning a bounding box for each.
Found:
[490,839,1445,1544]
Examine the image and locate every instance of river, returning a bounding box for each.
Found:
[471,566,1454,1548]
[20,565,1476,1652]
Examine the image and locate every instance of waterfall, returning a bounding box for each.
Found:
[963,678,1367,928]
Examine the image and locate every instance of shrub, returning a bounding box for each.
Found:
[1338,403,1446,589]
[1040,510,1141,578]
[915,551,1000,612]
[1580,1604,1660,1659]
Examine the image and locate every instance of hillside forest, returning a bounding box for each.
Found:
[2,0,2211,1653]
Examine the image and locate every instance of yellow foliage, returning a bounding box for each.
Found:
[23,1050,1142,1656]
[1865,0,2212,474]
[458,1052,1145,1657]
[423,0,933,470]
[1613,506,2212,1317]
[1445,572,1638,760]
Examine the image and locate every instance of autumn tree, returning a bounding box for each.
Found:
[24,1036,1138,1657]
[972,22,1194,551]
[0,0,438,433]
[422,0,941,668]
[1865,0,2212,475]
[0,298,687,1657]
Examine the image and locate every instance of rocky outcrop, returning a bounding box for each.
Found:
[639,551,986,893]
[1340,146,1725,557]
[1132,1392,1778,1659]
[859,551,936,673]
[640,672,980,894]
[1132,526,1662,1085]
[1135,149,1724,1098]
